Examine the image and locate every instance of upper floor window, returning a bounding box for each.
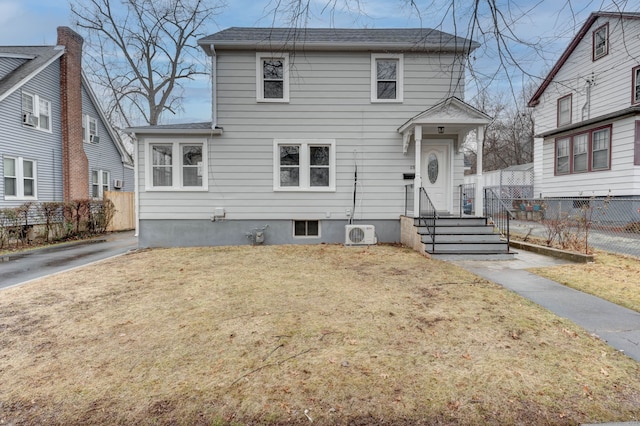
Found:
[256,52,289,102]
[555,126,611,175]
[21,92,51,131]
[371,54,403,102]
[274,139,335,191]
[146,140,207,191]
[557,94,572,127]
[632,66,640,105]
[83,114,99,143]
[92,169,110,198]
[3,156,37,200]
[593,23,608,61]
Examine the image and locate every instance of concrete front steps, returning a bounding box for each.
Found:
[416,216,514,260]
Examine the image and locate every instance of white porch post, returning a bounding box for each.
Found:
[475,125,485,216]
[413,125,422,217]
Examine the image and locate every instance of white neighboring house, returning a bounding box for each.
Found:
[126,28,490,248]
[528,11,640,200]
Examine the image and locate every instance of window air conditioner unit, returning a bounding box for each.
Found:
[89,134,100,144]
[113,179,124,189]
[22,112,38,127]
[345,224,377,246]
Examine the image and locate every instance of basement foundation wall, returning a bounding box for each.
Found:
[400,215,430,257]
[138,219,401,248]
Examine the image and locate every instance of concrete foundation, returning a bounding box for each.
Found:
[138,219,401,248]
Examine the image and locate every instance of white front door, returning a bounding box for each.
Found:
[421,140,451,212]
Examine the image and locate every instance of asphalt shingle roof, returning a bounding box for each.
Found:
[199,27,478,52]
[0,46,63,101]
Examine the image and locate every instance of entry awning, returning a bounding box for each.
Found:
[398,97,491,153]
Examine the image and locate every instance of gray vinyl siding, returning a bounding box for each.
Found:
[137,49,468,221]
[81,84,134,195]
[0,60,63,208]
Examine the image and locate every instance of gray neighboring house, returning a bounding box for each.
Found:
[0,27,133,209]
[127,27,491,248]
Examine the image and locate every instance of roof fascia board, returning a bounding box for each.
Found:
[201,40,478,53]
[126,127,223,136]
[535,107,640,138]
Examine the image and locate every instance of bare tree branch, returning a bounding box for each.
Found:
[71,0,225,126]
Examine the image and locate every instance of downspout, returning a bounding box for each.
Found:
[132,132,139,237]
[209,44,217,129]
[581,78,592,121]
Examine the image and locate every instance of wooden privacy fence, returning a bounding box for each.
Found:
[105,191,135,231]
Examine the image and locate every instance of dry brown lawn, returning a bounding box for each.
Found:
[1,244,640,425]
[529,251,640,313]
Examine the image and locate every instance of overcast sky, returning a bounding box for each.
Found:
[1,0,638,124]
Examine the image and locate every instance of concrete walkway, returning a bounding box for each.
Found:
[448,250,640,363]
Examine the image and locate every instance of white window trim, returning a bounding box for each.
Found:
[256,52,290,103]
[91,169,110,199]
[371,53,404,103]
[273,139,336,192]
[293,220,321,239]
[145,138,208,191]
[3,156,37,200]
[83,114,99,143]
[22,91,52,132]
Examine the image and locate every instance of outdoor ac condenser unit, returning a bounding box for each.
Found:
[345,224,377,246]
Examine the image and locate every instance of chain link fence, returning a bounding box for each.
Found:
[507,196,640,258]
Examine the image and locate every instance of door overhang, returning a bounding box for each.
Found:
[398,96,491,153]
[399,97,491,217]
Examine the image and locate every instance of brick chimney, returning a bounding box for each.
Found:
[58,26,89,201]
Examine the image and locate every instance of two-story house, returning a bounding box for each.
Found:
[528,12,640,201]
[127,28,493,249]
[0,27,134,210]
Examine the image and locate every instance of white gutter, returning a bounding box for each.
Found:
[210,44,217,129]
[131,132,140,237]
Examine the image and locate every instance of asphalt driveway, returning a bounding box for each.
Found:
[0,231,137,290]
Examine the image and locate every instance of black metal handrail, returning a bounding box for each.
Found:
[419,187,438,253]
[484,187,514,247]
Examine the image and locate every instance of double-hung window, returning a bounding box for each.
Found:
[256,52,289,102]
[274,139,335,191]
[22,92,51,131]
[593,23,608,61]
[92,170,110,198]
[146,140,207,191]
[632,66,640,105]
[556,138,570,175]
[3,156,36,199]
[591,128,610,170]
[557,94,572,127]
[554,126,611,175]
[371,53,403,102]
[83,114,99,143]
[572,133,588,173]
